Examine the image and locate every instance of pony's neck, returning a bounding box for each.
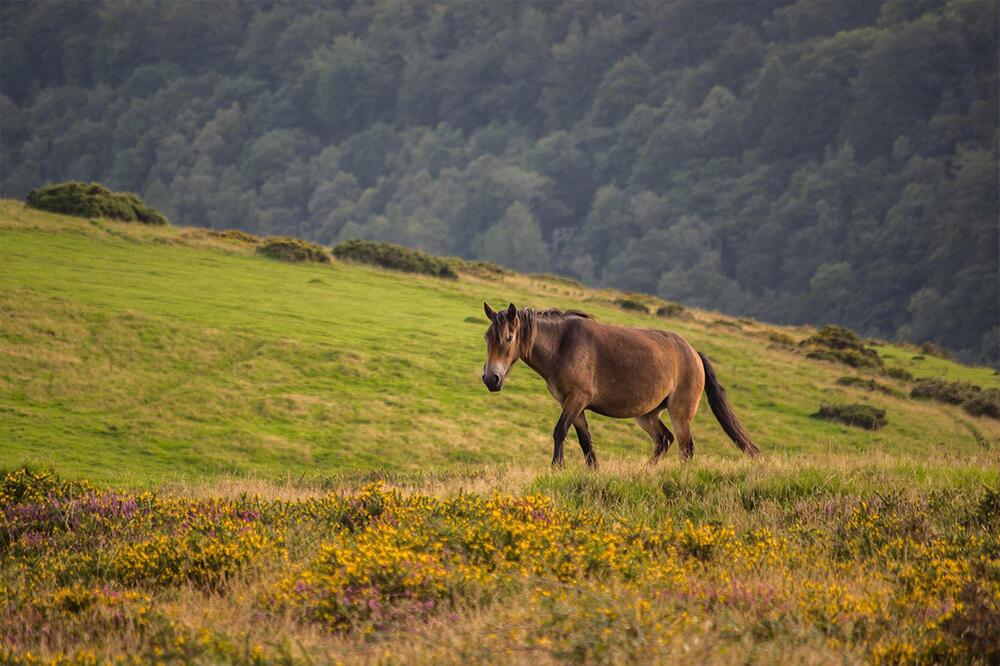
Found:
[519,312,563,380]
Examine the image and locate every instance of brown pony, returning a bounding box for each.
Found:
[481,303,759,467]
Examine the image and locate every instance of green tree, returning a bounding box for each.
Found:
[590,55,652,127]
[479,202,549,272]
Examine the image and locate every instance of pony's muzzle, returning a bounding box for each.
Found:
[483,372,503,392]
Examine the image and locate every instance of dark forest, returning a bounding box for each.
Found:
[2,0,997,363]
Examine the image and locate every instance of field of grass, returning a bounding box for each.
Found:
[2,201,999,663]
[3,200,997,484]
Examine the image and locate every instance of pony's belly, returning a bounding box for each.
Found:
[588,365,673,415]
[588,391,666,419]
[588,404,642,418]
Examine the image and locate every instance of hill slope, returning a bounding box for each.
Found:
[3,201,1000,664]
[1,200,998,484]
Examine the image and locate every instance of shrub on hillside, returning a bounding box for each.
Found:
[257,237,330,263]
[836,376,899,396]
[883,367,914,382]
[911,378,968,405]
[333,239,457,279]
[528,273,584,288]
[614,298,648,314]
[801,325,883,369]
[910,378,1000,420]
[814,403,887,430]
[803,325,863,351]
[919,341,953,359]
[448,258,509,280]
[766,331,796,347]
[655,302,686,318]
[806,348,884,368]
[25,181,169,225]
[836,376,878,391]
[963,392,1000,419]
[208,229,260,244]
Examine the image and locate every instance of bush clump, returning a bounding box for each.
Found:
[883,367,914,382]
[528,273,584,288]
[836,376,899,396]
[919,341,953,359]
[910,378,1000,420]
[333,239,457,279]
[814,403,888,430]
[766,331,796,347]
[448,258,509,280]
[257,237,331,263]
[26,181,169,225]
[963,392,1000,419]
[208,229,260,244]
[836,377,878,391]
[655,302,686,318]
[801,325,883,369]
[614,298,649,314]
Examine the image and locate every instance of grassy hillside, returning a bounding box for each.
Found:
[3,201,1000,664]
[2,199,998,485]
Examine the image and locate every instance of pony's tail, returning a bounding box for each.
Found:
[698,352,760,457]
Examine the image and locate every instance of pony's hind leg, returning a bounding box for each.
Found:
[666,408,696,461]
[674,420,694,461]
[665,360,703,461]
[666,396,699,461]
[573,413,597,469]
[636,412,675,462]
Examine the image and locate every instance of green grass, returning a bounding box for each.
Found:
[2,199,999,485]
[874,343,1000,385]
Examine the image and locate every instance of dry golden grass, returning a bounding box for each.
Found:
[5,457,996,665]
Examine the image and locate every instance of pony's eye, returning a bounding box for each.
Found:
[506,335,514,343]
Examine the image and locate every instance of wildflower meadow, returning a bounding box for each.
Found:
[2,458,997,664]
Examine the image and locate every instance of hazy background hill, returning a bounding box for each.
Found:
[1,0,997,364]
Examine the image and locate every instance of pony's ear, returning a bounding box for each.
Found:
[507,303,517,319]
[484,302,497,320]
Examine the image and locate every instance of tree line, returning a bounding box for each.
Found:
[1,0,996,363]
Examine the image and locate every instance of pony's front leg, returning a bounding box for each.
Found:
[552,394,588,468]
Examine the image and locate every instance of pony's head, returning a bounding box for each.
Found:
[482,302,520,392]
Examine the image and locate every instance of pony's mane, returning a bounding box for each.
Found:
[515,308,592,358]
[487,306,593,359]
[531,308,593,320]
